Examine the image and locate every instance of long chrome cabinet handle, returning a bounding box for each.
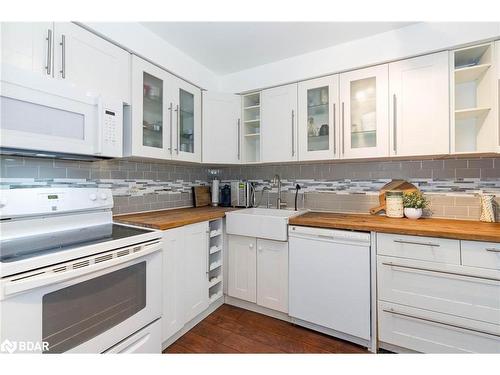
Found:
[341,102,345,155]
[168,103,173,154]
[486,248,500,253]
[45,29,52,75]
[59,34,66,78]
[175,104,180,154]
[393,94,397,154]
[383,308,500,338]
[237,118,241,160]
[333,103,336,155]
[382,262,500,282]
[393,239,440,247]
[291,109,295,157]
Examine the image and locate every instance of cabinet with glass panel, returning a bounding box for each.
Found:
[298,75,339,160]
[126,55,201,162]
[339,64,389,159]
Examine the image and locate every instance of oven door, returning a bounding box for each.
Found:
[0,240,162,354]
[1,65,100,156]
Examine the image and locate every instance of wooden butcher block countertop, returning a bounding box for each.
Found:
[115,206,238,231]
[289,212,500,242]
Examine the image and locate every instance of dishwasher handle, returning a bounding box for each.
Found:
[289,226,370,244]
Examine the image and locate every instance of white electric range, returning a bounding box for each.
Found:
[0,187,162,354]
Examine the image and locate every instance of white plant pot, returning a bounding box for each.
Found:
[404,207,423,220]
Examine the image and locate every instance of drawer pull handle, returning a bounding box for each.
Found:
[383,308,500,338]
[382,262,500,282]
[393,239,440,247]
[486,248,500,253]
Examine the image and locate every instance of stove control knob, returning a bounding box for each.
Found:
[89,193,97,201]
[100,193,108,201]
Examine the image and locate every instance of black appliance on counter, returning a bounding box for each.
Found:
[219,184,231,207]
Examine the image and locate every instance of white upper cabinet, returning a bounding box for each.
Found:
[298,75,339,161]
[202,91,241,164]
[496,40,500,153]
[53,23,131,103]
[261,83,298,162]
[172,77,202,163]
[389,52,450,157]
[0,22,53,77]
[1,22,130,103]
[128,55,175,159]
[340,64,389,159]
[127,55,201,162]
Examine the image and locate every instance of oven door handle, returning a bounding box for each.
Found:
[2,243,161,297]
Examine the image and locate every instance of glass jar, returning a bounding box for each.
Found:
[386,190,404,218]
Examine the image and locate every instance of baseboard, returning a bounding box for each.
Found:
[162,297,224,350]
[291,317,372,351]
[224,295,291,322]
[378,341,418,353]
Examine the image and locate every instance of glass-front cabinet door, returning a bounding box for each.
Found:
[298,75,339,161]
[172,78,201,162]
[340,64,389,159]
[130,55,173,159]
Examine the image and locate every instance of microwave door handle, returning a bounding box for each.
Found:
[2,243,160,297]
[95,96,103,155]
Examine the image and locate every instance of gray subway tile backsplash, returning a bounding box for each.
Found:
[1,155,499,220]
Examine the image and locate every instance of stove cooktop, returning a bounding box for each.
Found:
[0,223,153,263]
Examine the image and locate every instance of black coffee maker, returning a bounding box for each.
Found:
[219,184,231,207]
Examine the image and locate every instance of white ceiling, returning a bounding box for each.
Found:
[141,22,416,75]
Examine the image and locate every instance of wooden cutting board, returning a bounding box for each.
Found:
[192,186,211,207]
[369,179,419,215]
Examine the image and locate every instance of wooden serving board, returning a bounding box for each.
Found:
[192,185,211,207]
[370,179,418,215]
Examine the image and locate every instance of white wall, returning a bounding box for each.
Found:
[219,22,500,93]
[82,22,219,90]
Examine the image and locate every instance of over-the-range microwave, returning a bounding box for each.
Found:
[0,65,123,158]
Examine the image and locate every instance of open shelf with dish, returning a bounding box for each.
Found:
[452,42,497,153]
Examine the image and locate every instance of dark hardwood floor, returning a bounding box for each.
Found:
[163,304,369,354]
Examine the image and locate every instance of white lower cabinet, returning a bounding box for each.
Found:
[183,222,210,322]
[379,301,500,353]
[162,226,185,342]
[227,235,288,313]
[162,222,209,343]
[377,233,500,353]
[227,235,257,303]
[257,239,289,313]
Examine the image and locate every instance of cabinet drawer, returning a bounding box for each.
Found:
[378,255,500,325]
[379,301,500,353]
[377,233,460,264]
[462,240,500,271]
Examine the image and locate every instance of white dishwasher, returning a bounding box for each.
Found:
[289,225,371,344]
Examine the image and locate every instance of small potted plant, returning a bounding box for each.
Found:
[402,191,428,220]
